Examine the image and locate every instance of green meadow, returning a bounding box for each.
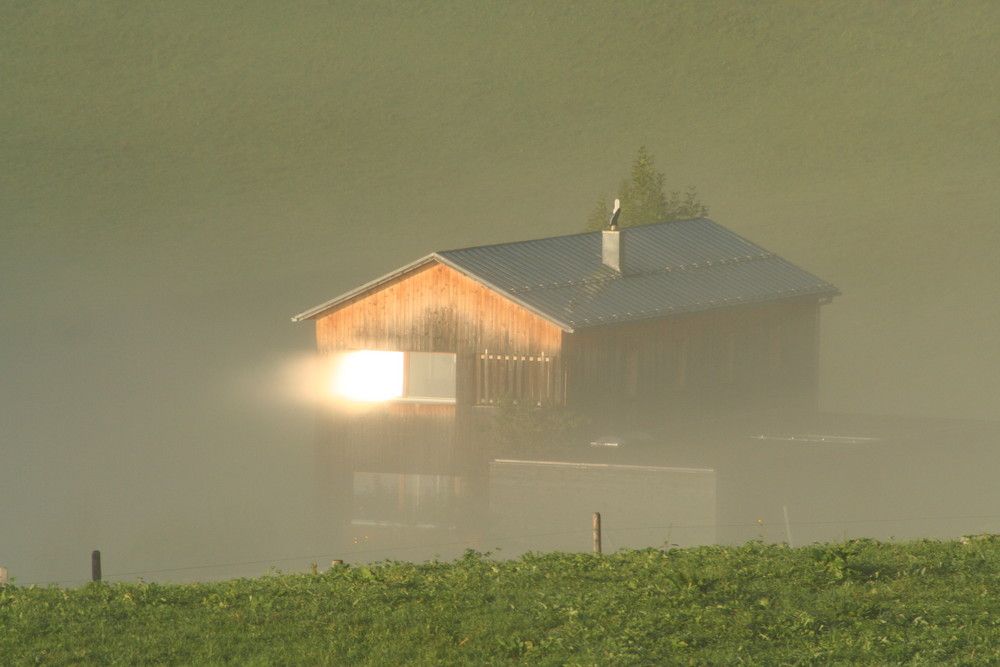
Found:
[3,539,999,665]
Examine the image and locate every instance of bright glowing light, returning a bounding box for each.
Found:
[329,351,404,401]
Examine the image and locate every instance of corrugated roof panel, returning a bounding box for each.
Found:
[295,218,839,327]
[436,219,837,329]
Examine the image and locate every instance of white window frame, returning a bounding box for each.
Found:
[329,350,456,404]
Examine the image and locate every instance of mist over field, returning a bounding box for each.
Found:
[2,1,998,585]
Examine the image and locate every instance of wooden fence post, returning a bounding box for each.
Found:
[593,512,602,554]
[91,550,102,582]
[0,567,8,586]
[783,505,795,548]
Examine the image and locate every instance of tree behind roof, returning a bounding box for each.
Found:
[586,147,708,231]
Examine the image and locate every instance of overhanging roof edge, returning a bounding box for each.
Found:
[432,254,576,332]
[290,254,438,322]
[290,253,577,331]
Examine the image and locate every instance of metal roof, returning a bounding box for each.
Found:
[292,218,839,330]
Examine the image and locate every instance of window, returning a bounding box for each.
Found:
[404,352,456,401]
[352,472,466,527]
[328,351,456,403]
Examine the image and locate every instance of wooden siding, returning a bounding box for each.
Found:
[315,261,565,478]
[325,402,457,474]
[315,261,563,358]
[313,260,823,488]
[562,300,822,431]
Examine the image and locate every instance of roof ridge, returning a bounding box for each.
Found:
[437,217,711,255]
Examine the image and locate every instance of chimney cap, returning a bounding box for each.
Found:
[608,199,621,230]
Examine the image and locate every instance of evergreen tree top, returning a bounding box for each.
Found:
[586,147,708,231]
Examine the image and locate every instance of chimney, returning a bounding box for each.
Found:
[602,228,626,273]
[602,198,626,273]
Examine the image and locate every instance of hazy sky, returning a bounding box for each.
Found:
[3,1,998,585]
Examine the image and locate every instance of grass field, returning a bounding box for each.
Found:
[3,538,999,665]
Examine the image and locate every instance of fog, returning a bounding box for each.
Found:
[2,2,998,585]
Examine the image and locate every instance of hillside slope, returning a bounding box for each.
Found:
[1,0,997,586]
[4,1,997,417]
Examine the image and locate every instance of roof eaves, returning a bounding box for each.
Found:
[290,254,439,322]
[290,252,578,331]
[433,253,576,332]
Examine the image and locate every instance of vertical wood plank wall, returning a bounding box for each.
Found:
[312,258,824,497]
[315,261,565,479]
[563,300,822,431]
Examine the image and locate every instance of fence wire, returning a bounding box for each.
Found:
[12,512,1000,587]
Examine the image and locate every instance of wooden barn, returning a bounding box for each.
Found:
[293,218,838,550]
